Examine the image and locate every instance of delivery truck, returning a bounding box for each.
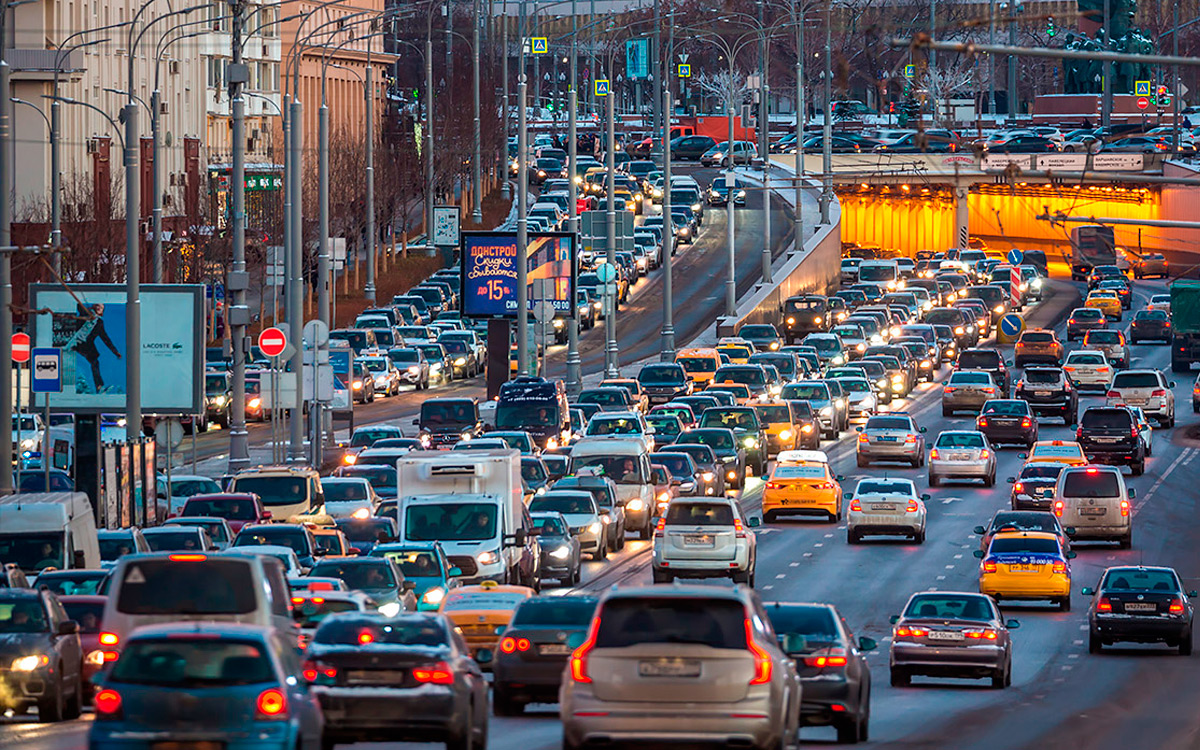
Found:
[1171,280,1200,372]
[0,492,99,574]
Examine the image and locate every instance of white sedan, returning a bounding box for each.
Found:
[1062,350,1113,392]
[846,477,928,545]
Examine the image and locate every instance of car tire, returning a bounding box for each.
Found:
[591,547,606,562]
[928,473,939,487]
[914,528,926,544]
[446,701,476,750]
[1059,596,1071,612]
[1181,629,1193,656]
[889,668,910,688]
[63,677,82,720]
[322,736,338,750]
[991,667,1007,689]
[847,528,859,544]
[836,715,864,744]
[37,678,63,723]
[652,569,673,583]
[1119,530,1133,549]
[1132,459,1145,477]
[942,406,952,417]
[1089,632,1103,653]
[985,472,996,488]
[764,510,777,524]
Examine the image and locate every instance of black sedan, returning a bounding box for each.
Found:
[531,512,581,586]
[492,595,598,715]
[1083,566,1196,654]
[1007,462,1070,511]
[975,399,1039,448]
[768,602,875,743]
[309,557,418,616]
[305,613,489,747]
[1130,309,1172,344]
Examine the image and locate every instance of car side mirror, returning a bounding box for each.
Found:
[889,615,900,625]
[973,549,986,559]
[528,527,542,537]
[1018,453,1028,460]
[57,620,79,636]
[1064,526,1076,535]
[474,648,494,665]
[411,418,419,426]
[747,517,761,528]
[835,474,845,482]
[858,636,878,652]
[261,510,272,520]
[448,567,463,577]
[1081,587,1095,596]
[921,494,931,502]
[918,427,927,433]
[1005,619,1020,630]
[973,525,986,535]
[1127,488,1136,499]
[1066,551,1077,559]
[1171,382,1177,388]
[855,426,863,432]
[1006,477,1016,484]
[844,492,853,500]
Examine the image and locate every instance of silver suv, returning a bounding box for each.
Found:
[560,585,801,750]
[652,497,759,585]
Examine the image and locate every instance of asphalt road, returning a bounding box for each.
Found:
[15,275,1200,749]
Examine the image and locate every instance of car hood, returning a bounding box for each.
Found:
[0,633,53,658]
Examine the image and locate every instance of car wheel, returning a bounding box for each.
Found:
[914,528,926,544]
[764,510,777,524]
[942,406,952,417]
[1119,530,1133,549]
[1059,595,1071,612]
[1181,629,1193,656]
[856,455,869,468]
[591,547,606,562]
[928,473,939,487]
[836,715,864,744]
[652,569,673,583]
[847,528,859,544]
[1132,459,1145,477]
[1089,632,1103,653]
[446,701,476,750]
[63,677,82,720]
[37,678,63,722]
[889,668,910,688]
[985,472,996,488]
[991,667,1007,689]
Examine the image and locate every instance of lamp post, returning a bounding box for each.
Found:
[820,0,832,224]
[659,15,674,360]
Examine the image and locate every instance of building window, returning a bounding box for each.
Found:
[257,62,278,92]
[258,6,278,38]
[208,1,227,32]
[207,56,226,89]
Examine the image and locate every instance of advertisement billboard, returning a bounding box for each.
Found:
[460,232,576,319]
[30,284,204,414]
[625,39,650,80]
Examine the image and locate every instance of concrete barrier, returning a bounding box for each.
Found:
[716,179,842,338]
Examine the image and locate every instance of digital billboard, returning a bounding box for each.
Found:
[461,231,576,319]
[30,284,204,414]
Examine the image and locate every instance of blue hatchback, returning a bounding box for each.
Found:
[370,542,463,611]
[89,623,323,750]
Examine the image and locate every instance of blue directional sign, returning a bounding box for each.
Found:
[595,79,609,97]
[531,37,548,54]
[999,313,1024,338]
[30,347,61,393]
[1006,248,1024,266]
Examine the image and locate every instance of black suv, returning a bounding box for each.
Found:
[1076,406,1146,476]
[782,295,830,342]
[956,348,1011,398]
[1015,367,1078,424]
[1008,462,1069,511]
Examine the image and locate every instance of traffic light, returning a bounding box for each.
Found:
[1046,16,1056,37]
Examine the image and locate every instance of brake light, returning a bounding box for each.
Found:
[1097,596,1112,612]
[1021,418,1032,428]
[894,626,928,638]
[500,636,531,653]
[849,498,861,512]
[982,559,998,573]
[1151,389,1167,398]
[943,386,952,394]
[930,448,939,460]
[745,619,773,685]
[858,433,868,443]
[358,631,374,645]
[977,417,989,427]
[1120,499,1130,517]
[1053,561,1067,574]
[766,481,786,490]
[654,517,666,537]
[102,650,119,662]
[980,449,990,459]
[570,617,599,683]
[1053,500,1064,517]
[803,648,848,668]
[1013,482,1024,493]
[255,688,288,719]
[301,661,337,683]
[168,554,207,562]
[412,661,455,685]
[1107,390,1120,399]
[99,632,119,646]
[1170,598,1185,614]
[905,498,919,513]
[1076,427,1084,441]
[983,387,995,394]
[734,518,746,539]
[964,629,998,640]
[94,689,122,718]
[1131,426,1139,439]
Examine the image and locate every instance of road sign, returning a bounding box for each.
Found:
[1135,80,1151,96]
[303,319,329,348]
[595,79,609,97]
[531,37,548,54]
[1009,266,1021,309]
[678,63,691,78]
[904,64,915,79]
[595,263,617,283]
[1137,96,1150,111]
[30,348,61,393]
[154,418,184,450]
[999,313,1024,338]
[1006,248,1023,266]
[11,332,29,363]
[533,300,556,323]
[258,326,288,357]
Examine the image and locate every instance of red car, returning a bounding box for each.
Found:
[59,595,107,701]
[179,492,271,534]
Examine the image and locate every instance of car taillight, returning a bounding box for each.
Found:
[745,619,773,685]
[1131,426,1139,439]
[1052,561,1067,574]
[1170,597,1185,614]
[734,518,746,539]
[94,689,122,719]
[654,517,666,537]
[412,661,455,685]
[1120,499,1130,517]
[930,448,940,460]
[1151,389,1167,398]
[1107,390,1120,399]
[1013,482,1024,493]
[803,648,848,668]
[905,434,917,443]
[569,618,599,683]
[894,626,928,638]
[301,661,337,683]
[1021,418,1032,428]
[766,481,786,490]
[905,499,919,513]
[99,632,119,647]
[1075,427,1083,441]
[982,558,998,573]
[964,629,998,640]
[812,481,835,490]
[255,688,288,719]
[977,417,989,427]
[858,433,868,443]
[1053,500,1064,517]
[980,449,990,459]
[1097,596,1112,612]
[849,498,861,512]
[500,636,531,653]
[943,386,952,394]
[983,387,995,394]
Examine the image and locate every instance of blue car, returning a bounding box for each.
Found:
[89,623,323,750]
[370,542,463,611]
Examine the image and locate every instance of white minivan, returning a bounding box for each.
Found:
[856,260,902,291]
[569,437,655,525]
[1054,465,1134,548]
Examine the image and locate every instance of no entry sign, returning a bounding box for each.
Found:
[11,332,30,363]
[258,327,288,358]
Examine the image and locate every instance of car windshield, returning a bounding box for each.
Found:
[234,528,307,554]
[116,559,257,615]
[754,405,791,423]
[676,356,717,373]
[376,550,442,577]
[531,516,568,535]
[570,455,647,483]
[530,494,595,515]
[512,598,598,627]
[144,530,203,552]
[1021,464,1067,480]
[837,379,871,393]
[205,374,227,394]
[638,365,685,385]
[650,454,695,477]
[313,617,448,646]
[904,595,992,621]
[1111,373,1160,388]
[579,390,627,405]
[1103,569,1179,592]
[781,384,828,400]
[665,503,735,526]
[323,481,369,502]
[1062,471,1120,497]
[334,519,394,543]
[669,444,716,465]
[0,599,47,632]
[699,410,759,430]
[292,598,363,628]
[404,503,497,542]
[351,428,399,447]
[989,537,1061,555]
[678,430,734,451]
[588,417,643,436]
[982,401,1026,415]
[230,477,306,508]
[310,561,396,589]
[421,401,476,426]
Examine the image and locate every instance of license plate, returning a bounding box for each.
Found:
[1093,437,1120,443]
[539,643,572,656]
[927,630,964,641]
[347,669,407,685]
[1126,398,1147,406]
[1124,602,1158,613]
[871,503,897,511]
[683,534,714,546]
[876,436,898,442]
[639,658,702,677]
[1034,391,1051,397]
[1009,566,1040,573]
[152,744,224,750]
[947,453,971,461]
[1080,507,1107,516]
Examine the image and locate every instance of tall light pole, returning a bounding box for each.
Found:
[988,0,995,116]
[820,0,832,224]
[228,0,250,470]
[501,1,510,200]
[1008,0,1019,121]
[757,0,771,285]
[1100,0,1110,128]
[516,0,530,376]
[659,17,674,361]
[793,2,805,255]
[472,0,483,223]
[602,49,618,377]
[565,0,582,395]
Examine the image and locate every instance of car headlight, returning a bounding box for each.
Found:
[11,655,48,672]
[702,471,715,482]
[421,587,446,605]
[477,549,499,565]
[588,522,602,534]
[20,438,34,449]
[249,397,261,408]
[736,190,746,198]
[352,380,363,390]
[85,650,106,666]
[343,453,358,465]
[212,394,227,406]
[834,399,845,408]
[877,378,888,388]
[691,203,701,212]
[862,395,877,408]
[831,355,845,365]
[460,431,472,441]
[994,304,1005,313]
[954,326,965,335]
[420,434,431,445]
[378,601,401,617]
[454,357,467,366]
[549,546,571,560]
[779,429,792,441]
[920,359,931,368]
[627,499,645,512]
[430,362,442,371]
[408,365,420,374]
[786,316,796,325]
[856,342,866,352]
[743,436,759,449]
[820,406,832,415]
[593,301,603,310]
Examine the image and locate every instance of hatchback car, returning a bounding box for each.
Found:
[928,430,997,486]
[889,591,1019,689]
[1082,329,1130,370]
[493,595,599,715]
[1083,566,1195,654]
[976,399,1038,448]
[846,478,928,544]
[1014,366,1078,424]
[855,414,926,468]
[1066,307,1107,341]
[652,497,758,584]
[1130,309,1172,344]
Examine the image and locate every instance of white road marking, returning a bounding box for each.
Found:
[1136,447,1195,514]
[776,573,787,579]
[954,554,963,559]
[936,575,946,580]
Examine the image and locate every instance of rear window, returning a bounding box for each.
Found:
[1062,471,1121,498]
[1073,308,1101,319]
[1112,372,1161,389]
[666,503,735,526]
[1085,331,1120,343]
[594,597,747,649]
[292,599,363,628]
[313,617,448,646]
[988,537,1060,555]
[1068,354,1105,364]
[754,405,791,423]
[110,639,274,686]
[903,595,992,621]
[982,401,1026,415]
[1102,569,1179,592]
[511,598,598,627]
[950,372,990,385]
[1081,409,1132,429]
[1137,310,1168,321]
[958,351,1001,368]
[1023,369,1061,384]
[1020,332,1053,343]
[117,560,257,615]
[935,432,984,448]
[866,417,911,430]
[62,600,104,632]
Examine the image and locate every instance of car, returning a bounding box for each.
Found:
[1076,406,1146,475]
[696,406,768,475]
[1083,566,1195,654]
[290,590,377,648]
[527,512,582,586]
[348,359,377,403]
[846,477,928,544]
[385,347,432,389]
[658,444,724,497]
[1147,294,1172,314]
[976,399,1038,448]
[358,354,402,396]
[553,473,641,542]
[309,557,418,616]
[1062,349,1113,392]
[303,612,488,749]
[370,542,463,611]
[1132,252,1170,278]
[576,386,635,413]
[739,324,783,352]
[975,530,1075,611]
[1066,307,1107,341]
[141,524,215,553]
[1008,462,1072,511]
[762,451,844,523]
[1105,368,1176,427]
[700,139,757,166]
[89,623,322,748]
[529,491,606,561]
[973,509,1073,554]
[438,581,535,658]
[57,594,106,701]
[0,588,84,721]
[767,602,875,743]
[855,414,926,468]
[1022,439,1089,467]
[1014,366,1078,424]
[492,595,599,715]
[33,568,109,596]
[232,523,319,569]
[928,430,997,486]
[1082,329,1131,370]
[1014,329,1063,367]
[1130,309,1172,344]
[652,496,759,584]
[581,411,654,453]
[559,584,801,750]
[831,377,879,422]
[163,516,234,550]
[942,370,1000,416]
[1096,278,1132,310]
[955,348,1012,396]
[670,134,718,160]
[673,427,747,488]
[1085,289,1123,321]
[1053,465,1135,547]
[888,591,1020,688]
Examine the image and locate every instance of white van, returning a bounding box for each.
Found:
[0,492,99,574]
[856,260,902,290]
[568,437,655,521]
[1054,466,1134,548]
[100,551,296,654]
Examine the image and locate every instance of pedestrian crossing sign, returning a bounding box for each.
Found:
[595,79,609,97]
[531,37,548,54]
[678,63,691,78]
[1135,80,1151,96]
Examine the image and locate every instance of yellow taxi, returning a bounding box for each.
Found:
[675,348,723,385]
[762,450,843,523]
[439,581,535,657]
[976,530,1074,610]
[752,401,809,456]
[1085,289,1123,321]
[706,383,753,405]
[716,338,756,364]
[1023,440,1088,467]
